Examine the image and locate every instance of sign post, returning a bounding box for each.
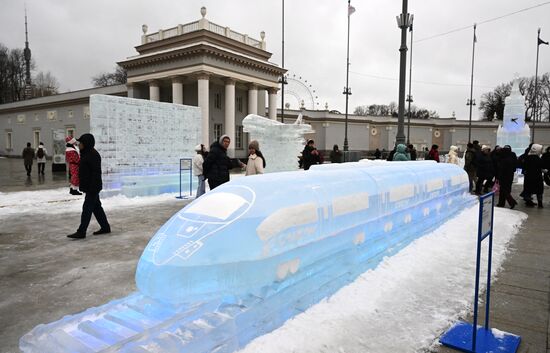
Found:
[176,158,193,199]
[440,192,521,353]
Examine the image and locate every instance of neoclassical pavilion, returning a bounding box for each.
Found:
[118,7,286,156]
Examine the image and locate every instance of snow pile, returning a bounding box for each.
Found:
[238,205,526,353]
[0,188,181,219]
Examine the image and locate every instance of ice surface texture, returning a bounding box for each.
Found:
[242,114,314,172]
[21,161,473,353]
[89,95,201,196]
[496,77,531,155]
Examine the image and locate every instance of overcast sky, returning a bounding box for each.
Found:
[1,0,549,120]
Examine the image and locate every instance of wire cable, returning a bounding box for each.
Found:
[415,1,550,43]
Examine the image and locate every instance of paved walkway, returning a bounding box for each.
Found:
[0,158,69,192]
[434,185,550,353]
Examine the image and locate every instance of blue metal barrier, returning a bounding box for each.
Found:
[440,192,521,353]
[176,158,193,199]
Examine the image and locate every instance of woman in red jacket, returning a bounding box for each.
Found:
[65,136,82,195]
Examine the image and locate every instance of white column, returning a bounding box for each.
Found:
[149,80,160,101]
[248,84,258,115]
[197,74,210,145]
[268,88,278,120]
[257,89,266,117]
[126,83,136,98]
[225,78,236,157]
[172,77,183,104]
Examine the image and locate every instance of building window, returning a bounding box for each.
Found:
[237,96,243,112]
[214,123,223,142]
[215,93,222,109]
[66,127,76,138]
[83,106,90,119]
[6,132,12,150]
[33,130,40,148]
[236,125,243,149]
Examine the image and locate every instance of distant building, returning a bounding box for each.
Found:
[1,7,549,158]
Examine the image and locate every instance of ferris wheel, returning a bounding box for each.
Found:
[276,73,320,110]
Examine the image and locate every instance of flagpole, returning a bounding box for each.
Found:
[406,17,414,145]
[532,28,541,143]
[395,0,410,146]
[280,0,286,123]
[467,24,476,143]
[343,0,353,155]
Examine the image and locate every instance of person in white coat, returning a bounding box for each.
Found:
[36,142,47,175]
[447,145,460,165]
[193,144,207,198]
[245,140,265,176]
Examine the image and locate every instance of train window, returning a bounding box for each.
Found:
[257,203,318,241]
[332,192,369,217]
[389,184,415,202]
[426,179,444,192]
[185,192,248,220]
[451,174,469,186]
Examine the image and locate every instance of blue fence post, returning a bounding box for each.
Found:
[485,193,495,330]
[176,158,193,199]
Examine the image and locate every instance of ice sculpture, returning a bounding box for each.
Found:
[20,162,474,353]
[90,95,202,196]
[496,76,531,155]
[242,114,314,172]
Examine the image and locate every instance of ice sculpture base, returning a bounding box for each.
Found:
[101,174,197,198]
[496,125,531,156]
[20,191,474,353]
[440,321,521,353]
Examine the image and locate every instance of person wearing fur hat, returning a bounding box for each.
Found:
[65,136,82,195]
[245,140,266,176]
[522,143,545,207]
[203,135,244,190]
[193,143,208,198]
[447,145,459,165]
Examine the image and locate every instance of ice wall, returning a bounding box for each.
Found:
[242,114,314,172]
[89,95,201,196]
[496,77,531,155]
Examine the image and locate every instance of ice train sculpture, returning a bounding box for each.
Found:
[21,162,474,353]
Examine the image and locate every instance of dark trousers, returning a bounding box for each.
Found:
[208,179,225,190]
[498,190,516,207]
[38,162,45,174]
[475,177,491,194]
[24,163,32,175]
[77,192,110,234]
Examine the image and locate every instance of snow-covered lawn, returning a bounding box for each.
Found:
[0,188,182,219]
[239,205,527,353]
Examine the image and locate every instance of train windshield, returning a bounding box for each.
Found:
[185,192,249,221]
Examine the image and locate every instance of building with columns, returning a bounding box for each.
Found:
[118,6,285,156]
[1,7,550,159]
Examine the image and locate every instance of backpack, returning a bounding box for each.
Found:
[37,148,44,159]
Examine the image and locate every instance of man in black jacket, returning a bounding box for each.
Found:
[203,135,243,190]
[67,133,111,239]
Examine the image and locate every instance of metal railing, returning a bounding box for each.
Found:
[144,20,264,49]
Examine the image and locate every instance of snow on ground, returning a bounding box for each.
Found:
[0,188,182,219]
[238,205,527,353]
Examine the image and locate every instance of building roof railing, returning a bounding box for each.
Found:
[141,7,266,50]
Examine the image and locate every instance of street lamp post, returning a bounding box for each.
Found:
[532,28,549,142]
[279,0,287,123]
[395,0,412,146]
[343,0,355,156]
[467,24,477,143]
[406,16,414,145]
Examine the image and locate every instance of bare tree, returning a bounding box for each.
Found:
[91,65,127,87]
[32,71,59,97]
[479,73,550,122]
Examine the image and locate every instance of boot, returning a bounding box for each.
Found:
[525,200,536,207]
[70,189,83,195]
[67,231,86,239]
[538,201,544,208]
